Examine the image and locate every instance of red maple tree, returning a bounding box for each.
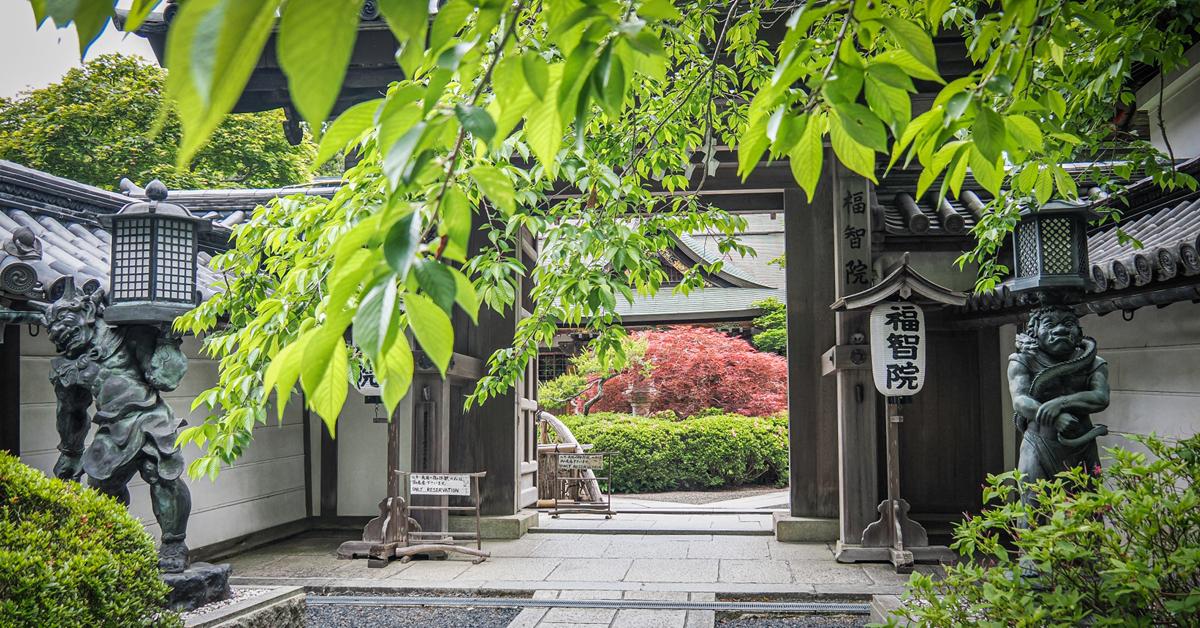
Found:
[585,326,788,417]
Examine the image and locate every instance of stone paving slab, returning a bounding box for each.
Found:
[547,558,633,582]
[718,559,793,584]
[625,558,720,583]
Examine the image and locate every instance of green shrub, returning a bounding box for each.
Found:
[558,412,789,493]
[887,434,1200,627]
[0,452,179,627]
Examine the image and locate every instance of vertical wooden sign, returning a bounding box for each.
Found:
[830,163,877,549]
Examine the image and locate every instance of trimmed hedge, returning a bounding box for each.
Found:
[558,413,789,493]
[0,452,179,627]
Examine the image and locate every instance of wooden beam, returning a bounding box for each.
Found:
[784,182,840,519]
[317,404,338,518]
[830,163,879,544]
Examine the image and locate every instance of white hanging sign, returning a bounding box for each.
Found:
[870,302,926,396]
[357,363,381,397]
[410,473,473,496]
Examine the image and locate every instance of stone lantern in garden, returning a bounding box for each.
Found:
[98,179,210,325]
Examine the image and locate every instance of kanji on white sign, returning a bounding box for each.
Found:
[557,453,605,470]
[869,302,926,396]
[410,473,473,496]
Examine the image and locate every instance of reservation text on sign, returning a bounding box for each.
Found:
[409,473,472,496]
[557,453,605,470]
[869,302,926,396]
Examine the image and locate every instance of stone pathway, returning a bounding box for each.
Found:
[533,512,775,535]
[507,590,719,628]
[226,531,931,598]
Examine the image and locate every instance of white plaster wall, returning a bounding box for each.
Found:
[1138,44,1200,160]
[997,301,1200,468]
[17,328,308,549]
[336,389,412,516]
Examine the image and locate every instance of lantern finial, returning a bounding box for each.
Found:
[145,179,169,202]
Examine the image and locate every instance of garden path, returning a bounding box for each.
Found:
[223,528,938,626]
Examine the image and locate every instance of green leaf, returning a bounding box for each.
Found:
[1052,165,1078,199]
[166,0,280,165]
[558,40,599,120]
[450,267,480,324]
[968,145,1004,196]
[875,49,944,83]
[316,98,382,166]
[378,0,428,39]
[877,18,939,79]
[380,327,414,414]
[625,29,666,56]
[1006,114,1044,152]
[383,210,421,279]
[738,113,770,180]
[824,62,864,105]
[470,166,516,215]
[278,0,362,132]
[836,103,888,153]
[405,292,454,376]
[972,107,1006,163]
[829,113,877,182]
[352,276,398,365]
[788,114,824,201]
[526,64,565,175]
[382,120,428,187]
[123,0,161,32]
[866,62,916,91]
[438,186,471,262]
[303,331,349,436]
[455,104,496,146]
[263,330,313,421]
[71,0,115,59]
[926,0,950,30]
[639,0,682,21]
[864,77,911,133]
[521,52,549,100]
[413,259,457,314]
[430,0,471,54]
[1035,166,1054,204]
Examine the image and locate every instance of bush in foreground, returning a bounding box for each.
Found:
[0,452,179,627]
[558,412,789,493]
[888,434,1200,627]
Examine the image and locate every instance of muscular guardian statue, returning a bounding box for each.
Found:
[46,284,192,573]
[1008,305,1111,495]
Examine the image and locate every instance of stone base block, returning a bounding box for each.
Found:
[772,513,839,542]
[449,509,539,539]
[184,586,305,628]
[870,594,909,625]
[163,562,232,612]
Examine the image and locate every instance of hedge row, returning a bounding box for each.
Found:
[557,413,789,493]
[0,452,179,627]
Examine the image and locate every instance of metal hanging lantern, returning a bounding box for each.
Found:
[99,180,210,325]
[1010,199,1094,295]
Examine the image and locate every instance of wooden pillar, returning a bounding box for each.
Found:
[0,326,19,455]
[830,164,879,545]
[784,177,840,518]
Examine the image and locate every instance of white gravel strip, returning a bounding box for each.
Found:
[180,587,271,620]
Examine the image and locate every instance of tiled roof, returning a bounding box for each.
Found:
[616,287,782,323]
[961,157,1200,318]
[120,180,340,227]
[0,206,223,302]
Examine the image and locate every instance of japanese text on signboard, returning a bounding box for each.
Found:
[410,473,473,496]
[869,303,926,396]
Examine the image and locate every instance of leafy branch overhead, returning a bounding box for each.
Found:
[27,0,1199,477]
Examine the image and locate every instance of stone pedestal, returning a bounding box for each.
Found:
[162,562,232,612]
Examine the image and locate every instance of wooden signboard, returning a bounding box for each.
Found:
[556,453,605,471]
[410,473,473,496]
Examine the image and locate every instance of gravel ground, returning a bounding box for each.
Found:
[716,613,867,627]
[180,587,271,621]
[616,485,787,505]
[304,604,520,627]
